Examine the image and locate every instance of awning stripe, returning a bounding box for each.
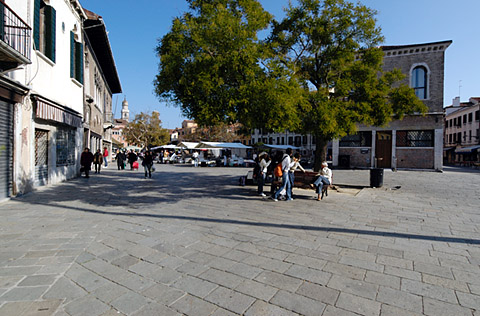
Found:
[35,100,82,128]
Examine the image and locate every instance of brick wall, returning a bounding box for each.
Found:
[338,148,371,168]
[396,148,434,169]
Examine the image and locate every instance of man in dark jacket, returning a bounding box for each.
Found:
[80,148,94,178]
[142,150,154,178]
[128,150,137,170]
[116,150,126,170]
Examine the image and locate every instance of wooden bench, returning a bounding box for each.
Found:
[271,171,332,199]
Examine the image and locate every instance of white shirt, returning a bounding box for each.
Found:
[281,154,295,172]
[259,158,271,173]
[319,167,332,184]
[290,160,305,173]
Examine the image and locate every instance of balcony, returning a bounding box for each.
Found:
[0,2,31,71]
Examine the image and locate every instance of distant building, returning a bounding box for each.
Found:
[112,98,130,149]
[444,97,480,164]
[252,40,451,171]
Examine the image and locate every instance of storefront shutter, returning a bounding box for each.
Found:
[0,101,13,199]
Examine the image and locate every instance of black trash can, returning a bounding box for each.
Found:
[370,168,384,188]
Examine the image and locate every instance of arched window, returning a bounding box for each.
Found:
[411,66,427,99]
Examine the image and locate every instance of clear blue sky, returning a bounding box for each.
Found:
[79,0,479,129]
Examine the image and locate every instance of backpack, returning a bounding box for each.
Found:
[274,163,283,177]
[274,154,288,178]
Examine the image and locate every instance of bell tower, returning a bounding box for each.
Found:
[121,96,130,121]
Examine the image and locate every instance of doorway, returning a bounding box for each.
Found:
[375,131,392,168]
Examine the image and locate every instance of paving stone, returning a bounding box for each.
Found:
[295,282,339,305]
[198,268,246,289]
[243,255,292,273]
[1,286,49,301]
[423,297,473,316]
[65,264,111,292]
[452,269,480,285]
[64,295,110,316]
[204,286,256,314]
[110,291,150,315]
[0,266,42,276]
[170,294,218,316]
[254,271,303,292]
[335,292,381,316]
[225,262,262,279]
[0,276,22,288]
[376,286,423,312]
[402,278,458,304]
[384,266,421,281]
[117,273,156,292]
[327,274,378,299]
[414,261,453,279]
[379,304,424,316]
[149,266,182,285]
[270,289,326,316]
[284,264,331,285]
[141,283,185,305]
[244,300,299,316]
[172,275,218,298]
[376,255,413,270]
[235,279,278,301]
[323,305,366,316]
[92,282,129,304]
[0,299,62,316]
[456,291,480,310]
[284,254,327,270]
[132,302,181,316]
[339,256,384,273]
[42,277,88,302]
[323,262,366,280]
[210,307,238,316]
[18,274,57,287]
[364,271,401,289]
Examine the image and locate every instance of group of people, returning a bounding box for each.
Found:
[80,148,155,179]
[80,147,109,178]
[255,148,332,201]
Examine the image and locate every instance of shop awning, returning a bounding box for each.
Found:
[261,144,301,150]
[177,142,199,149]
[196,142,252,149]
[455,145,480,153]
[34,96,82,128]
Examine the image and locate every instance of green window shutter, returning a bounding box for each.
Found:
[33,0,40,49]
[44,5,56,62]
[70,31,74,78]
[0,3,5,40]
[75,41,83,84]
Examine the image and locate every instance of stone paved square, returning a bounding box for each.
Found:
[0,165,479,315]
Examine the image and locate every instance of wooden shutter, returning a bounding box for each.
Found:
[33,0,41,50]
[70,31,74,78]
[0,3,5,40]
[75,41,83,84]
[44,5,56,62]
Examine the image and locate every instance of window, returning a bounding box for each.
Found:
[303,136,308,145]
[34,0,56,62]
[70,31,83,83]
[339,132,372,147]
[469,131,472,141]
[56,128,75,166]
[476,111,479,121]
[457,132,461,143]
[281,137,284,145]
[411,66,427,99]
[288,137,293,145]
[396,130,434,147]
[463,114,467,124]
[468,113,473,123]
[449,134,452,143]
[294,136,301,147]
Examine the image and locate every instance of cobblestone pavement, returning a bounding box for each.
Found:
[0,164,479,316]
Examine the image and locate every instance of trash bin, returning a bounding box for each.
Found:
[370,168,384,188]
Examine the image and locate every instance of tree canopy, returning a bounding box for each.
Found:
[123,111,170,148]
[155,0,427,170]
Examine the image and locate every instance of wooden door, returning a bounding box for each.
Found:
[375,131,392,168]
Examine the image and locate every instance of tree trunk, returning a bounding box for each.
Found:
[313,135,329,172]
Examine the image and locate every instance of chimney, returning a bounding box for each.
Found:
[452,96,460,107]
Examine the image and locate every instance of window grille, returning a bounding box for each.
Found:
[339,132,372,147]
[396,130,433,147]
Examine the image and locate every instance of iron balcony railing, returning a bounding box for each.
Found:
[0,1,31,61]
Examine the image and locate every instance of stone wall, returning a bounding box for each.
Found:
[396,148,434,169]
[338,148,371,168]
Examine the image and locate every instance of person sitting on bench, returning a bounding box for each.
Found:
[311,161,332,201]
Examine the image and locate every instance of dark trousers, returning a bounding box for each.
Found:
[94,163,101,173]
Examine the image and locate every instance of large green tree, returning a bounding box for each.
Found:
[154,0,303,132]
[124,111,170,148]
[270,0,426,170]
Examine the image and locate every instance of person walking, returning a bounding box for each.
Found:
[257,152,271,197]
[192,151,199,167]
[116,150,125,170]
[128,150,137,170]
[93,149,103,174]
[272,148,295,201]
[80,148,94,178]
[289,152,305,198]
[142,150,154,178]
[103,147,109,168]
[311,161,332,201]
